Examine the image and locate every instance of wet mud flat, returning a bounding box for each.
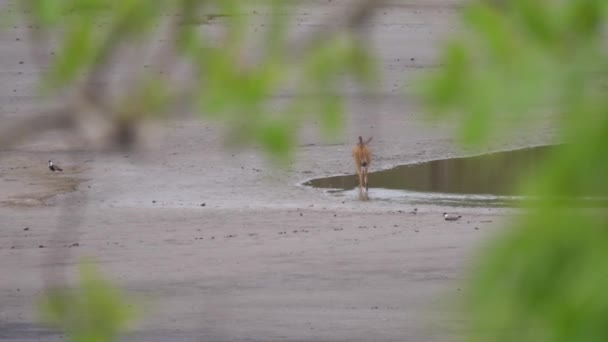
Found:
[305,145,554,195]
[0,153,89,208]
[304,145,608,207]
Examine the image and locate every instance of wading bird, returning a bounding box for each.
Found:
[48,160,63,172]
[443,213,462,221]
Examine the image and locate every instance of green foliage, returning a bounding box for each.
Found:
[421,1,607,145]
[18,0,377,162]
[469,209,608,342]
[422,1,608,341]
[39,263,133,342]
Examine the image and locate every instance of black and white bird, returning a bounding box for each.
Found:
[48,160,63,172]
[443,213,461,221]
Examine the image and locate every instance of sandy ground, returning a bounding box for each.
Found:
[0,1,556,341]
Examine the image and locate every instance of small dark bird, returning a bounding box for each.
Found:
[443,213,462,221]
[410,208,418,214]
[48,160,63,172]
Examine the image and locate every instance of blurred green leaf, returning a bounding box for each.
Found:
[318,93,343,136]
[119,76,171,120]
[348,41,378,87]
[7,0,378,161]
[111,0,167,38]
[512,0,555,46]
[419,40,470,115]
[26,0,65,26]
[265,0,289,58]
[216,0,246,52]
[464,4,515,62]
[422,0,608,341]
[39,263,133,342]
[256,118,295,162]
[46,19,96,87]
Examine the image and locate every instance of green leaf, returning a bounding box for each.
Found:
[256,119,294,162]
[319,93,343,136]
[264,0,289,58]
[348,41,378,87]
[39,262,133,342]
[45,20,96,88]
[26,0,66,26]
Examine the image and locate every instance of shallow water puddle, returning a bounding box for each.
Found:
[304,145,555,206]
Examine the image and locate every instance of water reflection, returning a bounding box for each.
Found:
[358,188,370,201]
[306,146,554,196]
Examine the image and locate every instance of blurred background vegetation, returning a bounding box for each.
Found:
[4,0,377,161]
[3,0,607,341]
[423,1,608,341]
[39,263,133,342]
[5,0,380,339]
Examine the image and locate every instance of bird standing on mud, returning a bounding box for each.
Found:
[48,160,63,172]
[443,213,461,221]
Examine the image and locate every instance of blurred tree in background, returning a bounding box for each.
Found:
[3,0,377,161]
[422,0,608,341]
[0,0,379,340]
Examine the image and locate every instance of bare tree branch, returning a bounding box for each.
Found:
[291,0,383,54]
[0,108,74,151]
[1,0,387,152]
